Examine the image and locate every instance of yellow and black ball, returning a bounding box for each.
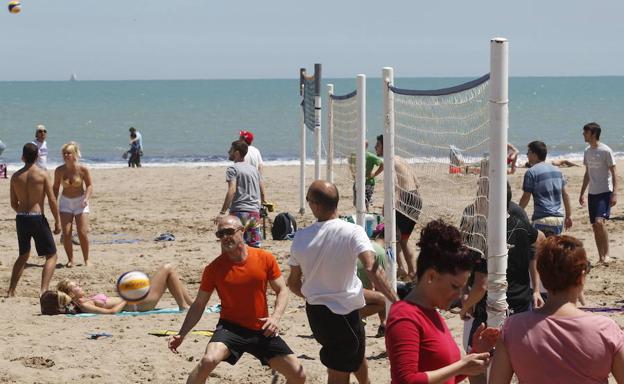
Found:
[8,1,21,14]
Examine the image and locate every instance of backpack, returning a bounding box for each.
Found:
[272,212,297,240]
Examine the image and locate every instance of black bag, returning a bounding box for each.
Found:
[271,212,297,240]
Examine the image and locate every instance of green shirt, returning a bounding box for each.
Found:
[365,151,383,186]
[357,242,386,289]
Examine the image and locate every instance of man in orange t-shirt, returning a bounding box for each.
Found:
[168,216,305,384]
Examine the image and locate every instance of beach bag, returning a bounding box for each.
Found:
[272,212,297,240]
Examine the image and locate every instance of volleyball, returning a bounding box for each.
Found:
[116,271,150,302]
[8,1,21,14]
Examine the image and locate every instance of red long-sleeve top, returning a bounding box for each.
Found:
[385,300,466,384]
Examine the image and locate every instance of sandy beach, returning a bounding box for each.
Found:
[1,163,623,383]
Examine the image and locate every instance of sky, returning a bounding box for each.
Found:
[1,0,623,80]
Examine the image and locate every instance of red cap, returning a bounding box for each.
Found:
[239,130,254,145]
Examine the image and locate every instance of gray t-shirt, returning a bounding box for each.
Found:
[584,143,615,195]
[226,162,261,212]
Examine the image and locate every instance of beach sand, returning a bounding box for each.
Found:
[0,163,623,383]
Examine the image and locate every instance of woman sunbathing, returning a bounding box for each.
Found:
[57,264,193,314]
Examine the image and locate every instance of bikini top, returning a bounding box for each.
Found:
[62,174,83,188]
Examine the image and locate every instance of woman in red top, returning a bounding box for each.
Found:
[385,220,498,384]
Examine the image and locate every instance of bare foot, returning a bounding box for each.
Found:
[7,290,15,298]
[599,256,612,266]
[65,262,73,268]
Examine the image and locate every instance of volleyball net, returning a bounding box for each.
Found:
[326,75,368,226]
[299,64,322,214]
[382,38,509,328]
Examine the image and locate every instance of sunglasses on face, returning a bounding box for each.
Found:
[37,130,47,134]
[215,227,242,239]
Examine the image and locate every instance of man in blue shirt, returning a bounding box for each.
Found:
[519,141,572,235]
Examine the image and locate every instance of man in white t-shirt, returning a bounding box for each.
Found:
[33,124,48,170]
[288,180,397,384]
[239,130,264,175]
[579,122,617,264]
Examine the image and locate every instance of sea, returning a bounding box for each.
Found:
[1,76,623,169]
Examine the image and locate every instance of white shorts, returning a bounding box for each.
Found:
[59,195,90,215]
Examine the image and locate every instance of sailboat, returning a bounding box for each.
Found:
[69,73,77,81]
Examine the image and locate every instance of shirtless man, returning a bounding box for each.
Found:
[8,143,61,297]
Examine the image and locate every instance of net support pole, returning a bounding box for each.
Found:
[382,67,397,312]
[314,63,322,180]
[327,84,334,184]
[487,38,509,328]
[355,74,366,227]
[299,68,307,214]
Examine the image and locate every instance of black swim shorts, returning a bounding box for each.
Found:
[16,214,56,256]
[305,303,365,373]
[209,320,294,366]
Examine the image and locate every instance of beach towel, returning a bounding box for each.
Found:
[148,330,214,337]
[67,303,221,318]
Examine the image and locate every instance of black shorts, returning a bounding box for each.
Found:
[305,303,365,372]
[16,214,56,256]
[209,320,294,366]
[396,211,416,240]
[588,192,612,224]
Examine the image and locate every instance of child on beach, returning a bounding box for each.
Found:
[57,264,193,314]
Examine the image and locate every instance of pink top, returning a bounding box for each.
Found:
[385,300,465,384]
[502,311,624,384]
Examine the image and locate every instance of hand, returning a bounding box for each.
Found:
[459,306,473,321]
[53,223,61,235]
[532,292,545,309]
[213,213,225,225]
[168,334,184,353]
[471,323,500,353]
[259,316,280,337]
[611,193,617,207]
[82,199,89,208]
[579,195,585,207]
[564,217,572,230]
[458,352,491,376]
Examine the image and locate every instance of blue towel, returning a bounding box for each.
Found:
[67,304,221,318]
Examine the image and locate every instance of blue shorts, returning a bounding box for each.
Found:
[588,192,612,224]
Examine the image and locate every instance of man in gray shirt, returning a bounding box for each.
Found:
[579,122,617,264]
[218,140,265,247]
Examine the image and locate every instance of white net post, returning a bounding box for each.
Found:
[314,63,322,181]
[383,67,398,311]
[299,68,307,214]
[327,84,334,184]
[486,38,509,328]
[355,74,366,227]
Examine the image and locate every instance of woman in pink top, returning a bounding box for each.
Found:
[385,220,499,384]
[490,235,624,384]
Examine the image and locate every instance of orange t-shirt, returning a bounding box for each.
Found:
[200,247,282,331]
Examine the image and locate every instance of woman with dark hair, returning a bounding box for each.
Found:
[490,235,624,383]
[385,219,498,384]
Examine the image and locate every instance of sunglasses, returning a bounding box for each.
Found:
[215,227,242,239]
[37,130,47,134]
[585,261,592,274]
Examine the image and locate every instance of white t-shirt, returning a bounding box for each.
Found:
[244,145,263,171]
[584,143,616,195]
[289,218,373,314]
[33,139,48,170]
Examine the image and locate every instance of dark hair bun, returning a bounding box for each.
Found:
[418,219,463,254]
